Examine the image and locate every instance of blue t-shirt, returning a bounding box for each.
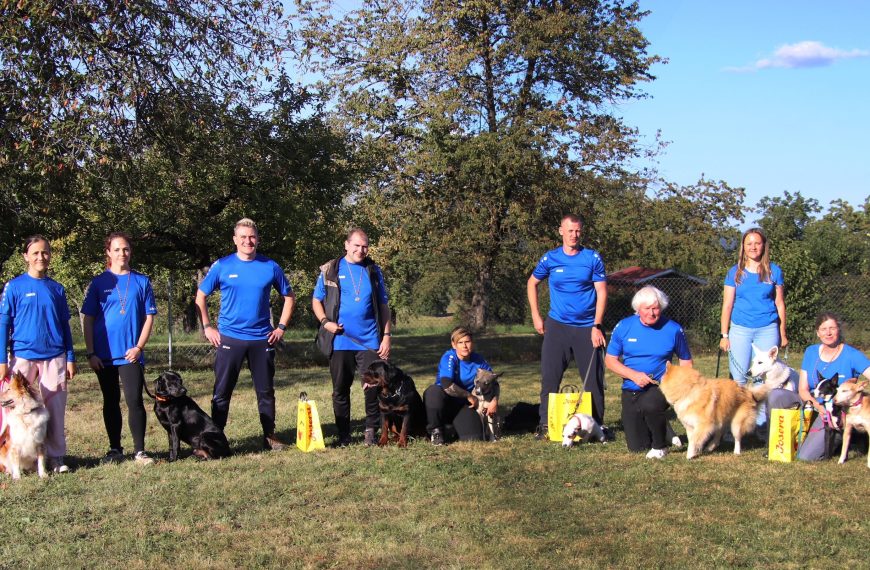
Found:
[81,270,158,366]
[313,259,389,351]
[435,349,493,392]
[607,315,692,392]
[198,254,293,341]
[801,343,870,400]
[532,247,606,327]
[724,263,783,328]
[0,274,75,363]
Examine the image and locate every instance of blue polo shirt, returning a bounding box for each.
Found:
[199,254,293,340]
[532,247,606,327]
[607,315,691,392]
[81,270,158,365]
[0,274,75,363]
[436,349,493,392]
[801,343,870,399]
[724,263,783,328]
[312,259,389,351]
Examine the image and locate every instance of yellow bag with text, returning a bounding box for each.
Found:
[547,385,593,442]
[296,392,325,452]
[768,408,812,462]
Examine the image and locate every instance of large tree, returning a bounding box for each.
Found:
[297,0,660,329]
[0,0,291,257]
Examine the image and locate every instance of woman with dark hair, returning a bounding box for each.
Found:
[720,227,787,435]
[768,312,870,461]
[82,232,157,465]
[423,327,496,445]
[0,235,77,473]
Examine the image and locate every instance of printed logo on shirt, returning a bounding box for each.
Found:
[221,345,231,350]
[555,269,564,273]
[628,338,637,342]
[228,274,239,279]
[103,289,113,293]
[339,275,346,279]
[25,292,36,297]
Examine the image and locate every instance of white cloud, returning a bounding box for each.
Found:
[728,41,869,72]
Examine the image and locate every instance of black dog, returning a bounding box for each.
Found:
[151,371,232,461]
[814,371,841,460]
[362,361,425,447]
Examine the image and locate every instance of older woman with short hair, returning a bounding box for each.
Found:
[605,286,692,459]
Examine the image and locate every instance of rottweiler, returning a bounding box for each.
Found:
[151,371,232,461]
[363,361,426,447]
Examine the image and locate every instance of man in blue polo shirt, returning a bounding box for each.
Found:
[312,228,391,447]
[527,214,608,439]
[195,218,296,450]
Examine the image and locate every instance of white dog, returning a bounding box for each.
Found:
[748,344,797,391]
[561,413,605,447]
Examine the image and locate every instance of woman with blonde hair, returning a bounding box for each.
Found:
[423,327,497,445]
[720,227,786,435]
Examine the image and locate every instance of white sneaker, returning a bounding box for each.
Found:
[645,448,668,460]
[51,457,70,473]
[134,451,155,466]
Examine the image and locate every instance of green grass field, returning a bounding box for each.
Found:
[1,332,866,569]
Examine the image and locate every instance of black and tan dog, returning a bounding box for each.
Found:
[362,361,425,447]
[813,371,841,460]
[151,371,231,461]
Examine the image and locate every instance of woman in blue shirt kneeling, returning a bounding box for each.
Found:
[606,286,692,459]
[423,327,496,445]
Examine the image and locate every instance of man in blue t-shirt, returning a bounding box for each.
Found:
[195,218,296,451]
[312,228,392,447]
[527,214,608,438]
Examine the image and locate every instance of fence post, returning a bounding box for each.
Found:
[167,273,173,369]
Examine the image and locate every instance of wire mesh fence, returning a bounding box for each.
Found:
[69,270,868,369]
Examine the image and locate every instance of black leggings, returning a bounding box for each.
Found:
[423,384,483,441]
[97,363,147,453]
[621,387,669,452]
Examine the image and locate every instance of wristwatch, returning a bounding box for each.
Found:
[593,323,603,331]
[277,323,287,331]
[721,333,729,339]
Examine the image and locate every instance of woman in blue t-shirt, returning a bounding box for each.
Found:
[423,327,496,445]
[605,286,693,459]
[0,235,77,473]
[82,232,157,466]
[768,312,870,461]
[720,228,787,387]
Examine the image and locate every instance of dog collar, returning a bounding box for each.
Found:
[155,395,170,403]
[854,393,864,410]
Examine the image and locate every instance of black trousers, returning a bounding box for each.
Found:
[423,384,483,441]
[329,349,381,437]
[212,335,276,434]
[96,363,147,453]
[539,317,605,426]
[621,387,669,452]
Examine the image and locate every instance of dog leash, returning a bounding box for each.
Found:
[726,351,763,384]
[564,346,603,417]
[339,332,384,358]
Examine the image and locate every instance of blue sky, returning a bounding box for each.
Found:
[616,1,870,222]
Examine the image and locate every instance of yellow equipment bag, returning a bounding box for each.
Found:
[768,407,812,463]
[547,385,593,442]
[296,392,325,452]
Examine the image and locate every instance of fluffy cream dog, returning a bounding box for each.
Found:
[660,363,772,459]
[0,372,50,479]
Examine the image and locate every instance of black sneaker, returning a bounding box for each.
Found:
[430,428,444,446]
[535,424,549,441]
[333,434,352,448]
[101,448,124,465]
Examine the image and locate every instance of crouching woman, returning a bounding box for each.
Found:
[605,286,692,459]
[423,327,495,445]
